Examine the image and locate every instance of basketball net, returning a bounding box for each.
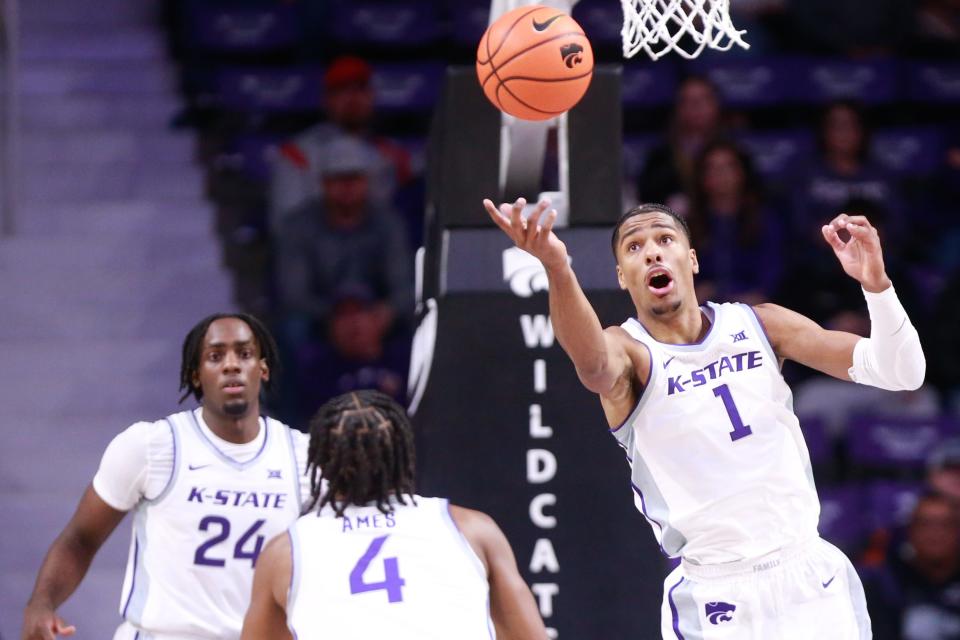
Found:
[620,0,749,60]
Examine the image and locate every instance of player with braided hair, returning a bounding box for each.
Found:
[303,390,416,517]
[242,390,547,639]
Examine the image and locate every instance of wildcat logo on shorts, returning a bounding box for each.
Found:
[705,601,736,625]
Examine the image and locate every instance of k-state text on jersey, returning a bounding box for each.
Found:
[667,350,763,395]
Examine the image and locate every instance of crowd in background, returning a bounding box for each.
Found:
[162,0,960,637]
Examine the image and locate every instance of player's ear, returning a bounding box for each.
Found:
[191,371,201,390]
[260,359,270,383]
[690,249,699,275]
[616,264,627,290]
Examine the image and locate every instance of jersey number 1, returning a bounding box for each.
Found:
[350,535,405,603]
[713,384,753,441]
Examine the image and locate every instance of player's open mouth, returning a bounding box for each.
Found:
[646,269,674,296]
[223,381,245,393]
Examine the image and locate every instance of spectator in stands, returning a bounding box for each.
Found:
[792,100,903,239]
[861,492,960,640]
[273,133,414,369]
[637,75,725,214]
[293,283,410,419]
[686,139,783,304]
[269,55,411,230]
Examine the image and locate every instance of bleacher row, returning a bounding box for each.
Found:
[806,413,960,552]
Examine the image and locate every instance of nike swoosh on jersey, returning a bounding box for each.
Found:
[532,14,563,31]
[188,463,212,471]
[821,574,836,589]
[663,356,676,369]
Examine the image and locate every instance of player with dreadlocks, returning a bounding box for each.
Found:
[23,313,311,640]
[242,390,548,640]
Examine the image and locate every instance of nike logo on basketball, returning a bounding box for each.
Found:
[188,463,212,471]
[822,575,836,588]
[532,14,563,31]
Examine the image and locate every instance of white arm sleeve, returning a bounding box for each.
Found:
[92,420,174,511]
[848,285,926,391]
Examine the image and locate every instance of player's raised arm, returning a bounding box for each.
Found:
[22,485,126,640]
[755,213,924,390]
[483,198,634,396]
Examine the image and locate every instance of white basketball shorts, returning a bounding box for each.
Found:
[660,537,871,639]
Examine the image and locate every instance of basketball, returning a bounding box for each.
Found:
[476,5,594,121]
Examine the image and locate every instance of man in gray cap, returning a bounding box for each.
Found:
[268,56,411,232]
[273,134,414,421]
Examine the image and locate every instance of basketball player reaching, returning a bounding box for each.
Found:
[241,390,547,640]
[484,198,926,639]
[21,314,310,640]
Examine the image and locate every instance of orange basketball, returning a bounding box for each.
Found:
[476,5,594,121]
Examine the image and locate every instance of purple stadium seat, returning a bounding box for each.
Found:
[797,58,900,105]
[872,128,946,176]
[572,0,625,45]
[622,133,661,179]
[689,57,798,108]
[908,62,960,103]
[449,0,490,47]
[734,130,814,182]
[218,67,320,113]
[818,485,866,551]
[330,1,442,47]
[620,63,677,109]
[866,480,925,530]
[187,5,299,52]
[370,63,444,113]
[848,415,951,469]
[223,135,280,182]
[798,415,831,466]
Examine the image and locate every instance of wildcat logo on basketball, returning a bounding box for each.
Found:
[705,601,736,625]
[560,43,584,68]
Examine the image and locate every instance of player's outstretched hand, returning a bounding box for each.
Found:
[821,213,892,293]
[21,607,76,640]
[483,197,568,272]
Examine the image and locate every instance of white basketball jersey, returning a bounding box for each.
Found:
[288,497,494,639]
[611,302,820,565]
[119,410,303,639]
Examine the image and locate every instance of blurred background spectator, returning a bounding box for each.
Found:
[268,55,411,232]
[686,138,783,304]
[636,75,727,213]
[272,133,413,423]
[862,492,960,640]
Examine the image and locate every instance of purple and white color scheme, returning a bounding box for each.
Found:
[286,497,494,639]
[705,601,736,625]
[100,409,306,639]
[610,302,820,564]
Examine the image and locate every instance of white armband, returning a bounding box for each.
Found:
[848,285,926,391]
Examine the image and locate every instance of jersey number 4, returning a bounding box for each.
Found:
[350,535,405,603]
[713,384,753,442]
[193,516,266,567]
